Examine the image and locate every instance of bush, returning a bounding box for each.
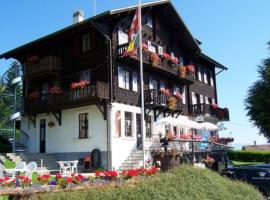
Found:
[28,165,264,200]
[228,150,270,162]
[4,159,16,169]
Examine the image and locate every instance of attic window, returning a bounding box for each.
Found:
[82,30,96,52]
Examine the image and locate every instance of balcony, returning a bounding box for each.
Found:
[25,55,62,79]
[189,103,230,121]
[145,89,182,114]
[115,43,193,85]
[24,81,109,114]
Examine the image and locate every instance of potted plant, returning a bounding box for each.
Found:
[160,88,171,97]
[167,96,177,110]
[186,64,195,73]
[211,103,218,109]
[49,86,63,95]
[149,53,161,67]
[28,91,39,99]
[202,155,215,168]
[179,65,186,78]
[175,92,182,100]
[70,80,90,90]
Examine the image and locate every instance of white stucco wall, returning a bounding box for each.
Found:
[21,105,107,154]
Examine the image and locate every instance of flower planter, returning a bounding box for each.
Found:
[179,66,186,78]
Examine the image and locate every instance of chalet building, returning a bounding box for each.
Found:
[0,1,229,170]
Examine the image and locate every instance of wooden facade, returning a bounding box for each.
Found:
[0,1,229,122]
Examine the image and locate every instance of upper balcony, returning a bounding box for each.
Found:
[115,43,194,85]
[24,55,62,79]
[24,81,109,114]
[145,89,183,119]
[189,103,230,121]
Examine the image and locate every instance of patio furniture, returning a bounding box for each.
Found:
[8,161,26,178]
[70,160,79,173]
[0,163,5,178]
[58,161,71,175]
[25,162,37,179]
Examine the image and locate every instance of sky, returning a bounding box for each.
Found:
[0,0,269,148]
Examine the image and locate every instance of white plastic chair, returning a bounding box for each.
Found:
[59,161,71,175]
[0,163,5,178]
[10,162,26,178]
[25,162,37,179]
[71,160,78,174]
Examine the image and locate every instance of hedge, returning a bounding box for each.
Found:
[228,150,270,162]
[27,165,264,200]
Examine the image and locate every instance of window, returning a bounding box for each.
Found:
[191,92,197,105]
[82,33,91,52]
[125,112,132,137]
[158,46,163,55]
[146,115,152,138]
[80,69,91,82]
[79,113,88,139]
[203,70,208,84]
[118,27,128,45]
[118,67,130,90]
[179,57,184,66]
[173,86,180,95]
[205,96,209,104]
[210,72,214,87]
[182,86,186,104]
[147,41,157,53]
[146,15,153,28]
[200,95,204,104]
[197,66,202,81]
[159,80,165,90]
[115,111,121,137]
[149,76,158,90]
[132,72,138,92]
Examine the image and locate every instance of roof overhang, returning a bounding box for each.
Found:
[199,53,227,70]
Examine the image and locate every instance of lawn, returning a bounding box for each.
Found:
[27,165,264,200]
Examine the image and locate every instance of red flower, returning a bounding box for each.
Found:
[162,53,171,60]
[127,169,139,177]
[75,174,84,182]
[28,91,39,99]
[211,103,218,109]
[70,80,90,89]
[147,167,158,175]
[186,64,195,73]
[4,177,10,181]
[49,86,63,95]
[66,177,73,184]
[0,179,4,183]
[95,171,103,177]
[55,173,62,180]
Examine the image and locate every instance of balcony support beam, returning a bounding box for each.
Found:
[51,111,62,126]
[28,115,36,128]
[96,101,107,120]
[154,109,163,121]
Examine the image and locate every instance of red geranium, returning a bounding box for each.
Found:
[162,52,171,60]
[147,167,158,175]
[28,91,39,99]
[75,174,84,183]
[186,64,195,73]
[70,80,90,89]
[49,86,63,95]
[66,177,73,184]
[211,103,218,109]
[55,173,62,180]
[95,171,103,178]
[0,179,4,184]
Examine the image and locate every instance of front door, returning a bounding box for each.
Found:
[136,114,142,148]
[40,119,46,153]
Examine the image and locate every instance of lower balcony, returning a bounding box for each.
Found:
[189,103,230,121]
[145,89,183,120]
[24,81,110,114]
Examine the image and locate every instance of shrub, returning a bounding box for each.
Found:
[29,165,264,200]
[228,150,270,162]
[4,159,15,169]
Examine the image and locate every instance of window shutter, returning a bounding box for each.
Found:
[118,67,124,88]
[158,46,163,55]
[210,73,214,86]
[204,70,208,84]
[125,71,130,90]
[182,86,186,104]
[198,66,202,81]
[200,95,204,104]
[132,72,138,92]
[205,96,209,104]
[191,92,197,105]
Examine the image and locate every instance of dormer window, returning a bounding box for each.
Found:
[146,15,153,28]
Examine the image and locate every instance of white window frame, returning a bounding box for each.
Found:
[118,27,128,45]
[118,66,130,90]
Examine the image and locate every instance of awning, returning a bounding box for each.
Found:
[199,122,218,131]
[155,116,201,129]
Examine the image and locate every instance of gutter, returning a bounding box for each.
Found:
[90,21,113,170]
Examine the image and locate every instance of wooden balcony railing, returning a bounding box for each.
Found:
[189,103,230,121]
[144,89,182,111]
[25,55,62,77]
[115,43,179,76]
[25,81,109,114]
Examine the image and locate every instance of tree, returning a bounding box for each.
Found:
[245,42,270,140]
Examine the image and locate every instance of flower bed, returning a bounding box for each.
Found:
[0,167,159,197]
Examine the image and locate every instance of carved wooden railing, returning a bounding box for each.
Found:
[144,89,182,111]
[25,81,109,114]
[25,55,62,77]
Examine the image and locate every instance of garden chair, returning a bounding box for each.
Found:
[59,161,71,175]
[8,161,26,178]
[0,163,5,178]
[71,160,78,174]
[25,162,37,179]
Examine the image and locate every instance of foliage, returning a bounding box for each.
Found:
[245,42,270,140]
[29,165,264,200]
[231,161,264,166]
[4,159,16,169]
[228,150,270,162]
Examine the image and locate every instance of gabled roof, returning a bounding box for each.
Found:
[0,0,226,70]
[0,0,201,60]
[242,144,270,151]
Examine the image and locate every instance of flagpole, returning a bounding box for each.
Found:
[138,0,145,168]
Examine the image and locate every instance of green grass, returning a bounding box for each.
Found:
[4,159,16,169]
[27,165,264,200]
[232,160,264,166]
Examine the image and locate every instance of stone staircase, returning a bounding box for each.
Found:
[6,153,59,171]
[119,150,144,170]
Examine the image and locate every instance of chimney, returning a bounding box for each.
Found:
[73,10,84,24]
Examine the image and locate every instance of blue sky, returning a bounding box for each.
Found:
[0,0,269,148]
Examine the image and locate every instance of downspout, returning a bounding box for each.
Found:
[90,21,113,170]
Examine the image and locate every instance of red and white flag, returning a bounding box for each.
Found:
[128,9,139,39]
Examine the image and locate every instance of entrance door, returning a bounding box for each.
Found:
[136,114,142,148]
[40,119,46,153]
